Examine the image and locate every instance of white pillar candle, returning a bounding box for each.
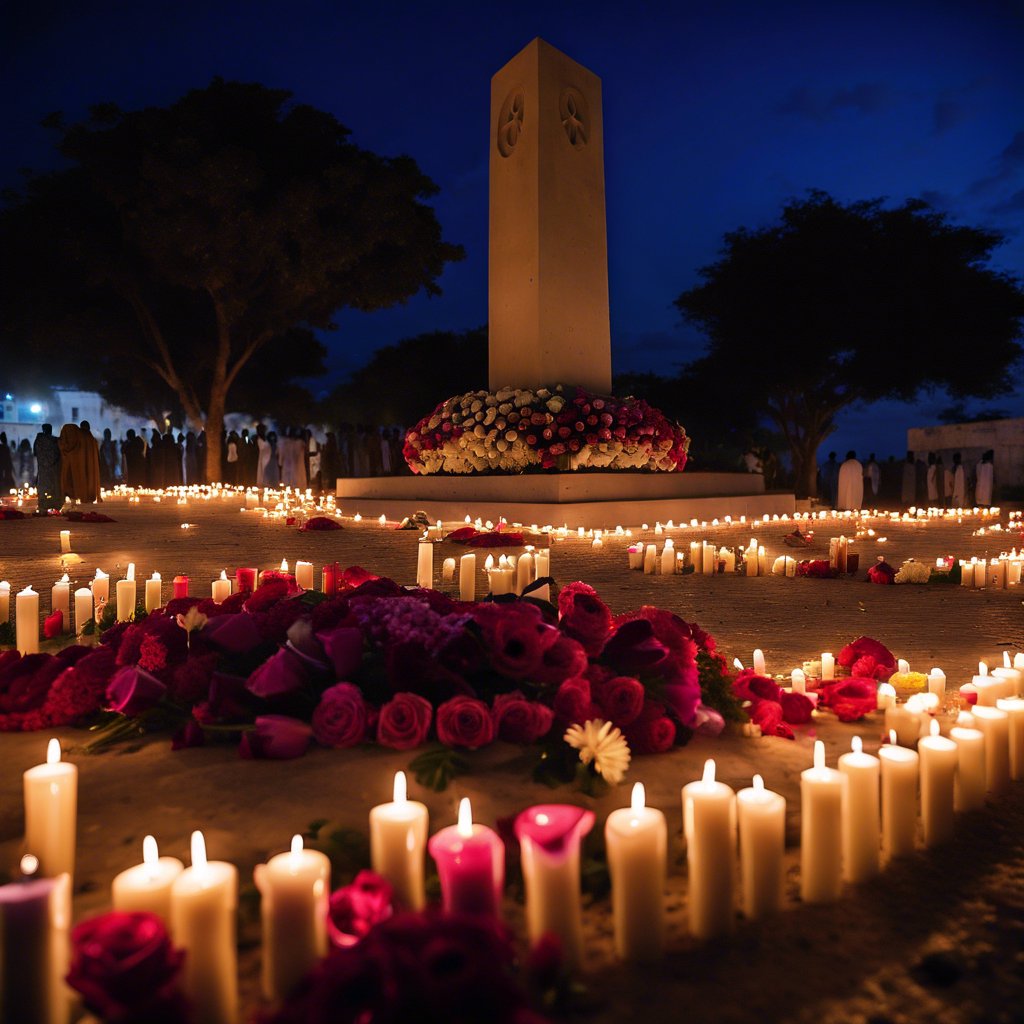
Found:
[682,759,736,939]
[441,556,457,583]
[91,569,109,608]
[23,738,77,880]
[950,722,986,811]
[972,705,1010,794]
[973,662,1003,706]
[112,835,184,923]
[369,771,428,911]
[702,541,716,575]
[605,783,666,961]
[960,560,975,588]
[126,562,135,582]
[996,697,1024,780]
[876,683,897,711]
[533,549,550,601]
[879,732,919,862]
[211,570,231,605]
[59,529,71,554]
[516,551,534,593]
[145,572,163,613]
[73,588,92,634]
[918,721,957,847]
[800,740,843,904]
[791,669,807,694]
[927,668,946,702]
[757,545,768,575]
[295,560,314,591]
[459,554,476,603]
[661,545,675,575]
[0,580,9,626]
[116,578,136,621]
[416,541,433,590]
[720,548,736,573]
[170,831,238,1024]
[736,774,785,919]
[745,540,758,576]
[254,835,330,1002]
[993,666,1023,698]
[838,737,880,883]
[51,575,70,634]
[16,586,40,654]
[627,545,643,570]
[821,652,835,681]
[883,702,920,747]
[643,544,657,574]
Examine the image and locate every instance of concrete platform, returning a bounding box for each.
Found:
[336,472,794,527]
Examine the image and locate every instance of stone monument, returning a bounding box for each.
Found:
[488,39,612,395]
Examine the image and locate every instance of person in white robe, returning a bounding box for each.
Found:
[926,453,939,502]
[256,424,272,486]
[941,455,954,505]
[975,451,994,506]
[865,453,880,498]
[837,451,864,510]
[951,453,967,507]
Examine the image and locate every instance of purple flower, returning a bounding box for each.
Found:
[201,612,263,655]
[317,626,365,679]
[312,683,370,748]
[246,647,308,699]
[239,715,312,759]
[106,666,167,717]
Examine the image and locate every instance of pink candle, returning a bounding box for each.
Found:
[428,798,504,918]
[172,575,189,599]
[235,567,257,593]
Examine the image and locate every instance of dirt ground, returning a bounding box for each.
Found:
[1,493,1022,1024]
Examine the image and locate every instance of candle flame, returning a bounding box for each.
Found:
[143,835,158,867]
[191,830,207,870]
[94,569,108,579]
[20,854,39,877]
[457,797,473,838]
[46,737,60,764]
[291,834,303,856]
[702,759,716,784]
[852,736,862,754]
[753,774,764,792]
[127,563,135,581]
[219,569,227,581]
[888,729,898,745]
[979,661,988,676]
[733,658,744,671]
[813,740,825,770]
[58,573,69,584]
[151,572,161,582]
[1004,651,1011,668]
[930,719,940,737]
[631,782,645,812]
[393,770,407,804]
[280,559,289,572]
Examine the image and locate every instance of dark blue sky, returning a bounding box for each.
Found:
[3,0,1022,454]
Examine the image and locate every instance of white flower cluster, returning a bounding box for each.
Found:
[894,559,931,584]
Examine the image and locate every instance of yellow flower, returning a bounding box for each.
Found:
[564,718,631,784]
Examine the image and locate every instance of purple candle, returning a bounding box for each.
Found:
[428,799,504,918]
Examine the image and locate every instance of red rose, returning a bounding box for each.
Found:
[837,636,895,671]
[66,911,186,1023]
[819,678,878,722]
[106,665,167,717]
[596,675,645,726]
[43,609,63,639]
[532,635,589,687]
[553,676,592,724]
[779,690,814,724]
[868,559,896,584]
[625,702,676,753]
[557,582,613,656]
[733,669,782,704]
[328,870,394,946]
[749,698,794,739]
[492,692,554,744]
[376,692,433,750]
[436,696,495,749]
[313,683,370,748]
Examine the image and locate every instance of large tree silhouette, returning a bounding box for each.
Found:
[675,191,1024,497]
[1,79,463,479]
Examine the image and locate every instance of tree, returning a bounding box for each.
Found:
[674,191,1024,497]
[1,80,463,479]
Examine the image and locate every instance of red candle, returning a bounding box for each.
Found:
[428,798,504,918]
[235,568,257,593]
[172,575,189,599]
[321,562,339,596]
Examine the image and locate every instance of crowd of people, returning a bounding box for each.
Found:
[0,422,410,512]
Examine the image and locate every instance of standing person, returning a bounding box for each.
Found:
[256,424,272,486]
[307,430,321,491]
[184,432,199,484]
[941,454,953,506]
[379,427,393,475]
[122,429,145,486]
[975,450,995,506]
[320,431,338,487]
[901,452,917,506]
[99,429,116,488]
[926,453,938,502]
[58,422,84,499]
[818,451,839,507]
[914,452,927,503]
[79,421,102,501]
[864,453,880,499]
[951,452,967,507]
[225,431,239,485]
[33,424,62,513]
[836,450,864,511]
[0,432,14,490]
[16,438,34,487]
[146,429,162,487]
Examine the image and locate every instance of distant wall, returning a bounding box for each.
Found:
[907,418,1024,496]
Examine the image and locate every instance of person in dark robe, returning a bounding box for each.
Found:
[196,431,207,484]
[99,429,116,488]
[33,424,62,512]
[122,429,145,486]
[79,421,102,501]
[146,429,162,487]
[58,423,86,499]
[818,451,839,507]
[16,438,34,486]
[320,432,339,488]
[0,433,14,490]
[164,431,182,485]
[184,432,199,484]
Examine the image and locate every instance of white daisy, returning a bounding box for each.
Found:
[564,718,631,784]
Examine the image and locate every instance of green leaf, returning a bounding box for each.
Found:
[575,763,611,799]
[408,744,469,792]
[305,819,329,840]
[298,589,330,607]
[531,737,577,788]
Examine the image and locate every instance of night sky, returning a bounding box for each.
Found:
[3,0,1022,455]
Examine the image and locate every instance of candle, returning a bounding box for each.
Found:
[702,541,716,575]
[91,569,109,607]
[442,557,457,583]
[235,567,257,593]
[605,783,666,961]
[876,682,896,711]
[170,831,238,1024]
[0,580,9,626]
[59,529,71,553]
[23,738,77,880]
[627,544,643,570]
[16,585,40,654]
[745,539,758,576]
[321,563,338,596]
[0,855,71,1024]
[369,771,428,911]
[752,649,766,676]
[295,560,314,591]
[172,575,189,599]
[972,705,1010,794]
[883,701,920,747]
[458,554,476,603]
[643,544,657,574]
[116,577,137,621]
[927,668,946,702]
[838,737,880,882]
[800,740,843,903]
[417,541,433,590]
[682,759,736,939]
[74,587,92,634]
[950,722,986,811]
[821,652,835,681]
[918,721,957,847]
[253,834,331,1001]
[514,804,595,968]
[145,572,163,613]
[720,547,736,573]
[51,575,70,634]
[791,669,807,694]
[661,545,675,575]
[516,551,534,593]
[428,798,504,919]
[126,562,135,581]
[533,549,551,602]
[996,697,1024,780]
[993,664,1023,698]
[879,732,919,862]
[736,774,785,919]
[211,570,231,604]
[112,835,184,923]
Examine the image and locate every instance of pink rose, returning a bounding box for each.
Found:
[327,870,394,946]
[491,692,554,744]
[436,696,495,749]
[312,683,370,748]
[376,692,433,750]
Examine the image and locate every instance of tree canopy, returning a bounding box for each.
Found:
[675,191,1024,497]
[1,79,463,478]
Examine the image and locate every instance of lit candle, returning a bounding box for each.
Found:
[295,560,314,591]
[879,731,918,862]
[429,798,504,919]
[514,804,595,968]
[736,774,785,919]
[918,721,957,847]
[0,580,9,626]
[91,568,109,607]
[23,738,77,880]
[51,575,70,634]
[972,705,1010,794]
[838,737,880,882]
[458,553,476,603]
[112,835,184,923]
[702,541,716,575]
[116,576,137,622]
[644,544,657,574]
[973,662,1003,706]
[442,557,457,583]
[73,587,92,634]
[791,669,807,694]
[170,831,238,1024]
[369,771,428,911]
[993,661,1023,698]
[16,585,39,654]
[145,572,163,613]
[950,720,986,811]
[661,544,675,575]
[927,668,946,702]
[682,759,736,939]
[883,700,920,747]
[800,740,843,903]
[821,652,835,681]
[253,834,331,1001]
[211,570,231,605]
[172,575,189,599]
[533,549,551,601]
[59,529,71,554]
[416,541,433,590]
[996,697,1024,780]
[605,783,666,961]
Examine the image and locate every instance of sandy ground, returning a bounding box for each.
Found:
[1,494,1022,1024]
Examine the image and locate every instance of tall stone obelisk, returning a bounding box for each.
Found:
[488,38,612,395]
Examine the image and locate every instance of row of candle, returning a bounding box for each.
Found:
[960,555,1023,589]
[420,544,552,602]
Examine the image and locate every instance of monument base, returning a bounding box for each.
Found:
[336,472,793,528]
